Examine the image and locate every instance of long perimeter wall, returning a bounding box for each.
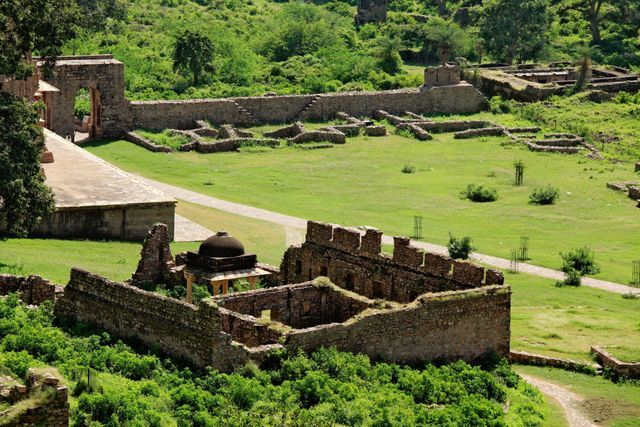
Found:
[128,84,487,131]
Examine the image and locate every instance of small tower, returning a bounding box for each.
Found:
[356,0,387,25]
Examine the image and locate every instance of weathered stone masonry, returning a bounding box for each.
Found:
[55,222,510,371]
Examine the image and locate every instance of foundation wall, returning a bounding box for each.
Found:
[25,203,176,241]
[0,274,59,305]
[54,268,250,371]
[286,286,511,364]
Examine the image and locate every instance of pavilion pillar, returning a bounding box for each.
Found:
[248,277,257,290]
[185,273,194,304]
[222,280,229,295]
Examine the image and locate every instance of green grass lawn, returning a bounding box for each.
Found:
[85,112,639,285]
[515,365,640,427]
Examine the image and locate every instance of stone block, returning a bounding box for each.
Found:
[452,261,485,285]
[332,227,361,252]
[306,221,333,245]
[423,253,452,277]
[365,125,387,136]
[628,186,640,201]
[423,66,461,88]
[485,269,504,286]
[360,228,382,255]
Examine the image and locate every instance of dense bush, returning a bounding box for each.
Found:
[529,185,560,205]
[0,295,545,425]
[462,184,499,202]
[560,246,601,276]
[447,234,475,260]
[401,164,416,174]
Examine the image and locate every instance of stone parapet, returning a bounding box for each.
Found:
[592,346,640,379]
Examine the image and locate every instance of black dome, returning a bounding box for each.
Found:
[199,230,245,258]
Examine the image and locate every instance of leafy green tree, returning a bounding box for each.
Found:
[0,93,55,237]
[172,30,214,86]
[76,0,128,32]
[425,17,470,65]
[0,0,78,78]
[479,0,553,64]
[373,36,404,74]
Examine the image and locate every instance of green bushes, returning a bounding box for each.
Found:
[557,246,601,286]
[447,234,475,260]
[401,164,416,174]
[529,185,560,205]
[0,297,545,426]
[462,184,499,202]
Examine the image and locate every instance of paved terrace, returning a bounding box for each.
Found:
[43,130,174,208]
[135,176,640,296]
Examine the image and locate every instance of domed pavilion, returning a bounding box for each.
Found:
[183,230,272,303]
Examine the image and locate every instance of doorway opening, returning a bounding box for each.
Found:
[73,86,102,143]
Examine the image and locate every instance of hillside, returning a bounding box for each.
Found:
[63,0,640,101]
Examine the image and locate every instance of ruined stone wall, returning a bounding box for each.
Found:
[592,346,640,379]
[285,286,511,364]
[0,74,39,100]
[0,274,59,305]
[54,268,250,371]
[215,282,371,330]
[0,369,69,427]
[28,203,176,241]
[127,85,487,131]
[281,222,504,303]
[356,0,387,24]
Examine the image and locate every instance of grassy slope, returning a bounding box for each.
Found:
[515,365,640,427]
[85,112,639,285]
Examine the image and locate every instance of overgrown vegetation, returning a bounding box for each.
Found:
[0,295,545,425]
[529,185,560,205]
[59,0,640,100]
[461,183,499,202]
[560,246,601,276]
[447,234,475,260]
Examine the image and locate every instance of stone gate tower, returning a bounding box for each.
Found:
[356,0,387,25]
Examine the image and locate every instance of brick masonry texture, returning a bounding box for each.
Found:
[54,221,510,371]
[0,368,69,427]
[0,274,60,305]
[592,346,640,379]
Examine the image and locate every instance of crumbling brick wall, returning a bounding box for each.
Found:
[54,268,251,371]
[0,368,69,427]
[130,223,179,287]
[281,221,504,304]
[285,286,511,364]
[0,274,59,305]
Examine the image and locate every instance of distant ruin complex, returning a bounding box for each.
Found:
[52,221,510,371]
[356,0,387,25]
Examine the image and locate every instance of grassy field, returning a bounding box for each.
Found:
[515,365,640,426]
[85,111,639,285]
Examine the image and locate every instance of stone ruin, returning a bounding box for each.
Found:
[468,63,640,101]
[422,65,461,89]
[53,221,510,371]
[125,112,388,154]
[0,368,69,427]
[374,110,599,155]
[0,274,62,305]
[356,0,387,25]
[606,181,640,208]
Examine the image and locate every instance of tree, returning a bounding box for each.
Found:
[435,0,447,17]
[425,17,470,65]
[373,36,404,74]
[0,92,55,237]
[172,30,214,86]
[479,0,553,64]
[0,0,78,78]
[76,0,128,32]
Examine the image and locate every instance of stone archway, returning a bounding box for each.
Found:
[40,55,128,139]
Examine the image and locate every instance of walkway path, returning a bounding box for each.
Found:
[521,374,595,427]
[135,175,640,296]
[173,214,214,242]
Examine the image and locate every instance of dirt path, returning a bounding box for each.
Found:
[520,374,596,427]
[137,175,640,296]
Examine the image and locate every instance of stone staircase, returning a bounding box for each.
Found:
[298,95,323,119]
[231,101,258,125]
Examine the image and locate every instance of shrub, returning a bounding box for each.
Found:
[401,164,416,174]
[462,184,498,202]
[448,234,475,260]
[489,96,513,114]
[556,268,582,287]
[529,186,560,205]
[560,247,601,276]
